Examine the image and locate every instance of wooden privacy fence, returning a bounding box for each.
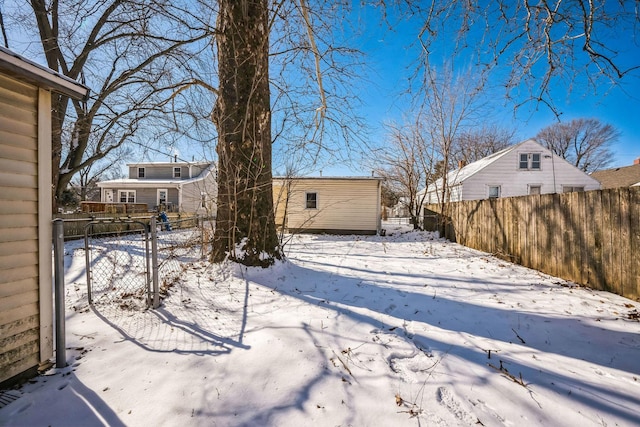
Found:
[425,187,640,300]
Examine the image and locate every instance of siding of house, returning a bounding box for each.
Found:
[425,140,601,203]
[461,141,600,200]
[274,178,381,234]
[0,74,44,384]
[181,173,217,215]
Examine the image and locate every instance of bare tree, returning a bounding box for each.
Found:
[417,1,640,115]
[535,118,619,173]
[372,120,438,229]
[453,125,516,166]
[7,0,213,212]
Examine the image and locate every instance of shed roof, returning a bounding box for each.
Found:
[0,47,89,99]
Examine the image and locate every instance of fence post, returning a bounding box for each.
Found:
[53,219,67,368]
[150,216,160,308]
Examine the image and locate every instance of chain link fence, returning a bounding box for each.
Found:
[84,219,151,310]
[82,215,211,311]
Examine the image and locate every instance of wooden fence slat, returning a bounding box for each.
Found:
[425,187,640,300]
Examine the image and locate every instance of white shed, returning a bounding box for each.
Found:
[422,139,601,204]
[273,177,382,235]
[0,47,88,386]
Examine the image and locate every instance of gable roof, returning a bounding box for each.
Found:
[422,139,537,194]
[590,162,640,189]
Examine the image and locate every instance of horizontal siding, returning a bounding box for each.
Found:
[0,277,37,299]
[0,346,39,384]
[0,239,37,257]
[0,226,37,243]
[0,73,40,385]
[0,142,37,163]
[0,199,38,215]
[279,179,379,232]
[0,251,38,270]
[0,301,38,328]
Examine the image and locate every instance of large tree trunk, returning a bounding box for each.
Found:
[212,0,282,267]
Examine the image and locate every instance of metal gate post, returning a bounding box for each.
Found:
[150,216,159,308]
[53,219,66,368]
[84,223,92,304]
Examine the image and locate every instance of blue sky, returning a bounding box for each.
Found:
[331,4,640,176]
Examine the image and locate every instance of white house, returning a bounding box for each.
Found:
[421,139,601,205]
[273,177,382,235]
[0,47,88,386]
[97,161,217,215]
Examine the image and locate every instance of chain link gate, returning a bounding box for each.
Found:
[84,219,152,310]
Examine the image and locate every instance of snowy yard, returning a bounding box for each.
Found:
[1,224,640,426]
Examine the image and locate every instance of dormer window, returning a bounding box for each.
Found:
[138,167,145,178]
[173,167,181,178]
[519,153,541,170]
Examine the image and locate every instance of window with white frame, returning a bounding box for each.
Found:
[138,167,145,178]
[519,153,541,170]
[118,190,136,203]
[173,167,181,178]
[528,185,541,195]
[562,186,584,193]
[305,192,318,209]
[488,186,501,199]
[157,189,168,206]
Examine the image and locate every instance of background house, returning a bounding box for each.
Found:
[590,158,640,188]
[273,177,382,235]
[0,47,88,386]
[421,139,601,205]
[97,161,217,215]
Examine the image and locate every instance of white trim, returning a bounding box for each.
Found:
[37,88,54,363]
[118,189,137,203]
[488,185,501,199]
[157,188,168,206]
[305,191,318,209]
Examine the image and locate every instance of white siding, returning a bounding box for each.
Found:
[181,171,217,215]
[462,140,600,200]
[274,178,381,234]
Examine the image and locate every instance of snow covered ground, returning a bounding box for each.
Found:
[1,223,640,426]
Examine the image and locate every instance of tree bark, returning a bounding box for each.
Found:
[212,0,282,266]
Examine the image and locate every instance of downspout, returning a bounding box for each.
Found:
[376,178,382,234]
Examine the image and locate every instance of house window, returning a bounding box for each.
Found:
[138,167,145,178]
[305,192,318,209]
[563,186,585,193]
[173,167,181,178]
[118,190,136,203]
[488,186,501,199]
[529,185,541,195]
[519,153,541,170]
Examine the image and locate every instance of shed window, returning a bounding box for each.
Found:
[305,192,318,209]
[138,167,145,178]
[118,190,136,203]
[488,186,501,199]
[563,186,584,193]
[519,153,541,170]
[173,167,181,178]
